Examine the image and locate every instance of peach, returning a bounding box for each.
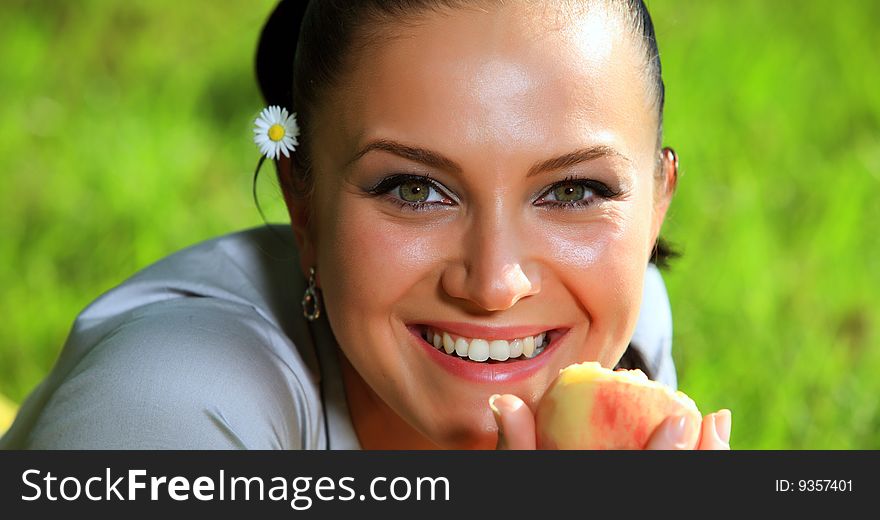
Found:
[536,362,701,449]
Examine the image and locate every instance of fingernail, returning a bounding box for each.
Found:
[715,409,731,444]
[667,414,689,449]
[489,394,503,433]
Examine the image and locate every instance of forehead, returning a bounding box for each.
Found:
[323,2,658,170]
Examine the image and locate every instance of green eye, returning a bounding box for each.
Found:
[399,180,431,203]
[553,183,585,202]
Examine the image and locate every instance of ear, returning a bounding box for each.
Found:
[277,154,317,278]
[648,147,679,255]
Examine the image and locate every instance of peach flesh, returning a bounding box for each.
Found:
[536,362,702,450]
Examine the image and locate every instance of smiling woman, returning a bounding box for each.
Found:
[1,0,731,450]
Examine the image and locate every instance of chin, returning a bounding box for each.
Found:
[428,421,498,450]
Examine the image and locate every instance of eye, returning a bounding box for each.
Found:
[398,179,439,203]
[536,176,616,208]
[535,176,620,208]
[550,183,587,203]
[367,174,455,210]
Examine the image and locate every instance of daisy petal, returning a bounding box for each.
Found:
[253,105,302,159]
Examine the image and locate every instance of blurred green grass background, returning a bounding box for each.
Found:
[1,0,878,448]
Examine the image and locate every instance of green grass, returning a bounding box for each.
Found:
[0,0,282,404]
[1,0,878,448]
[653,0,880,448]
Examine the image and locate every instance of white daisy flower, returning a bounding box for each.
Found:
[253,105,299,160]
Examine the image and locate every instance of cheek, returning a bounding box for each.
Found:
[318,204,438,309]
[541,202,653,363]
[551,203,651,267]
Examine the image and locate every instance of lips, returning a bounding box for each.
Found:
[407,322,571,383]
[419,326,551,362]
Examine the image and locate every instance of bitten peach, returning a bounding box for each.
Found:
[536,362,702,449]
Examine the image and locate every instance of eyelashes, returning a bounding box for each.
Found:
[366,174,455,211]
[536,175,621,208]
[366,173,620,212]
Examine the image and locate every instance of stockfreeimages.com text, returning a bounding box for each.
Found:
[21,468,450,510]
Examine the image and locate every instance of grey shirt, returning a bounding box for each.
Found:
[1,225,675,449]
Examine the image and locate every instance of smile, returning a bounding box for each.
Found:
[416,325,563,363]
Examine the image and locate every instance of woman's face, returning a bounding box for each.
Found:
[293,3,673,448]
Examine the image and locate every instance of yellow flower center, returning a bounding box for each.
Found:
[268,124,285,142]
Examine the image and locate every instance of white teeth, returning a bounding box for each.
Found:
[508,338,523,358]
[442,332,455,354]
[454,337,469,357]
[488,340,510,361]
[522,336,535,358]
[424,328,552,363]
[467,339,490,362]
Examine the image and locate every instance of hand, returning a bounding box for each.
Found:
[489,394,731,450]
[645,408,731,450]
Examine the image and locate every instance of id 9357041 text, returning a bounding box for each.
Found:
[775,479,853,493]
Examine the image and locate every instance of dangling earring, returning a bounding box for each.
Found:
[302,267,322,322]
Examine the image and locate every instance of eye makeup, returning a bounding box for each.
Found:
[534,175,622,209]
[364,172,623,212]
[366,173,457,212]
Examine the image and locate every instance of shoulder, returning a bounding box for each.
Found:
[10,227,327,449]
[27,298,324,449]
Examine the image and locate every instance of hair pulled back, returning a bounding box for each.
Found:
[256,0,674,268]
[256,0,665,189]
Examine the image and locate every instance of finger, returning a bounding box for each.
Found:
[645,413,700,450]
[697,410,732,450]
[489,394,536,450]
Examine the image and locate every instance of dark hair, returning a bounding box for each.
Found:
[255,0,675,264]
[257,0,665,165]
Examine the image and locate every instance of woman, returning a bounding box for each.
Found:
[2,0,730,450]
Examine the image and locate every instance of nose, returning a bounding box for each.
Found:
[441,210,541,312]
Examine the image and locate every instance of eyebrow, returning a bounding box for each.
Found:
[525,145,630,177]
[349,139,462,173]
[349,139,629,177]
